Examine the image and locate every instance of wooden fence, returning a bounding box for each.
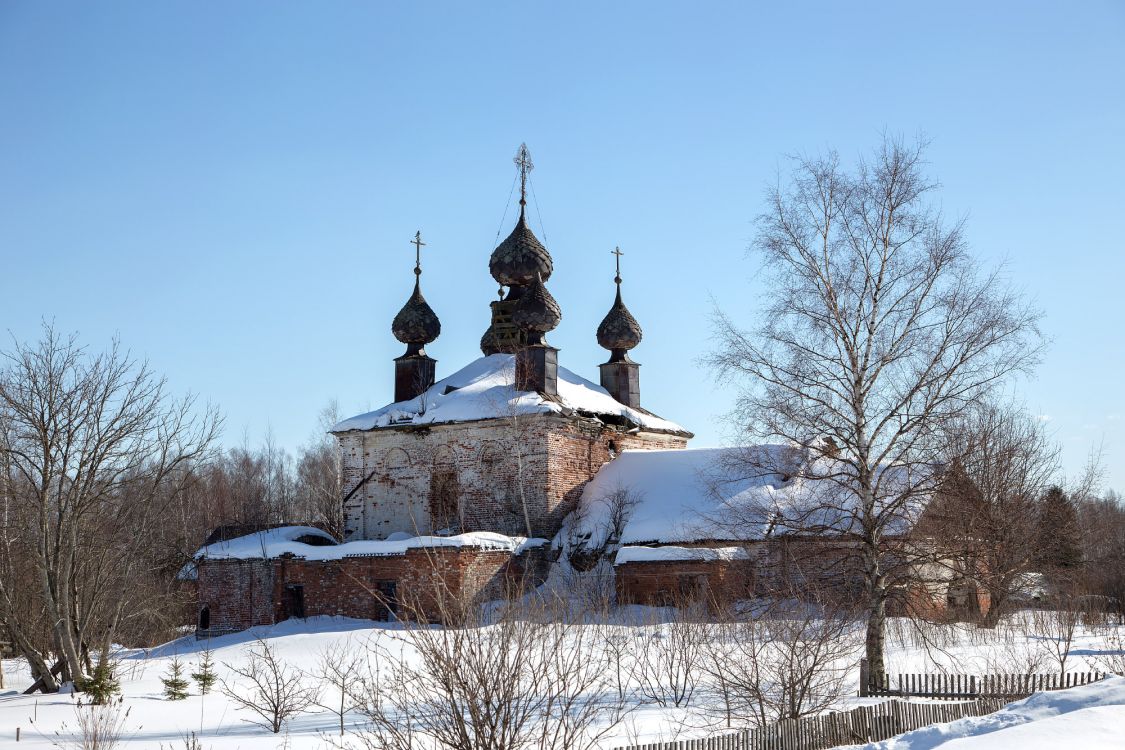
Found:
[860,662,1106,699]
[616,697,1009,750]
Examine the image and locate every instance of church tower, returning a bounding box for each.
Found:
[333,145,691,542]
[597,247,644,408]
[391,231,440,403]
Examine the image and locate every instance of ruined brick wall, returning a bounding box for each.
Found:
[613,538,987,623]
[615,558,755,609]
[195,559,275,634]
[338,414,687,541]
[195,546,549,634]
[546,419,687,536]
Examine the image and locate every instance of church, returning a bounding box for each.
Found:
[189,147,987,635]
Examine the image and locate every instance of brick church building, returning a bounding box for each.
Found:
[190,147,987,636]
[191,146,694,634]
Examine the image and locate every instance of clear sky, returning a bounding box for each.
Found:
[2,2,1123,490]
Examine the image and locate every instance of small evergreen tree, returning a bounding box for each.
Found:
[1037,485,1083,570]
[79,659,121,704]
[162,657,190,700]
[191,648,218,695]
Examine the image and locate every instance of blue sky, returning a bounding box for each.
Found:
[1,2,1122,490]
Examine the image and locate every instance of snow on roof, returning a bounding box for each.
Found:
[614,545,750,565]
[330,354,687,435]
[567,445,926,547]
[192,526,546,563]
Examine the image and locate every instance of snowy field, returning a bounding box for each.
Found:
[0,613,1122,750]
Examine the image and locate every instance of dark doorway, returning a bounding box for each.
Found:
[282,584,306,620]
[198,605,210,631]
[375,581,398,621]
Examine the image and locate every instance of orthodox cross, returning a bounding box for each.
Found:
[611,246,624,284]
[514,143,534,209]
[411,230,426,276]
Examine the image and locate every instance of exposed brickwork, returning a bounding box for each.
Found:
[339,414,687,541]
[196,544,551,634]
[195,559,275,634]
[615,558,755,608]
[614,538,990,623]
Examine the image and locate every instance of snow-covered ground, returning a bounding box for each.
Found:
[0,614,1121,749]
[846,676,1125,749]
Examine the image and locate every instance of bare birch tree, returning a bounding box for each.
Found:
[708,136,1043,675]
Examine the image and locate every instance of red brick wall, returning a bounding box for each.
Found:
[196,545,552,634]
[615,558,755,608]
[196,559,276,634]
[545,420,687,536]
[613,538,987,622]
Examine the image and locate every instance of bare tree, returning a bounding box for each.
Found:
[925,402,1060,626]
[0,324,219,691]
[221,638,316,734]
[708,136,1043,675]
[295,400,344,539]
[313,640,364,737]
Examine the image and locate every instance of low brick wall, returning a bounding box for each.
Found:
[615,557,755,608]
[195,544,550,636]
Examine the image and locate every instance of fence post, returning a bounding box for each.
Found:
[859,657,870,697]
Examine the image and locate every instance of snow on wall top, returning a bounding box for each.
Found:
[192,526,546,562]
[330,354,687,435]
[567,445,926,547]
[614,545,751,565]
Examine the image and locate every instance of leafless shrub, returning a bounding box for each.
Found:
[344,592,627,750]
[701,596,862,729]
[1094,627,1125,675]
[45,697,137,750]
[221,638,316,733]
[597,621,643,705]
[160,731,208,750]
[1031,595,1084,676]
[313,640,364,736]
[634,603,707,708]
[982,631,1051,675]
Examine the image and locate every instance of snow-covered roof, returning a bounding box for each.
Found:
[614,545,750,565]
[192,526,546,563]
[567,445,926,548]
[331,354,688,435]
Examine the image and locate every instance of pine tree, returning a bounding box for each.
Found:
[190,648,217,695]
[79,659,121,704]
[1037,485,1083,570]
[162,656,190,700]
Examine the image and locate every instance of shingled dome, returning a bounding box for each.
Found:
[597,286,643,353]
[489,212,554,287]
[391,280,441,347]
[511,273,562,335]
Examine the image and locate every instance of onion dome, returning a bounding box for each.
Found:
[489,210,554,288]
[480,321,501,356]
[392,278,440,353]
[597,286,643,354]
[511,273,562,343]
